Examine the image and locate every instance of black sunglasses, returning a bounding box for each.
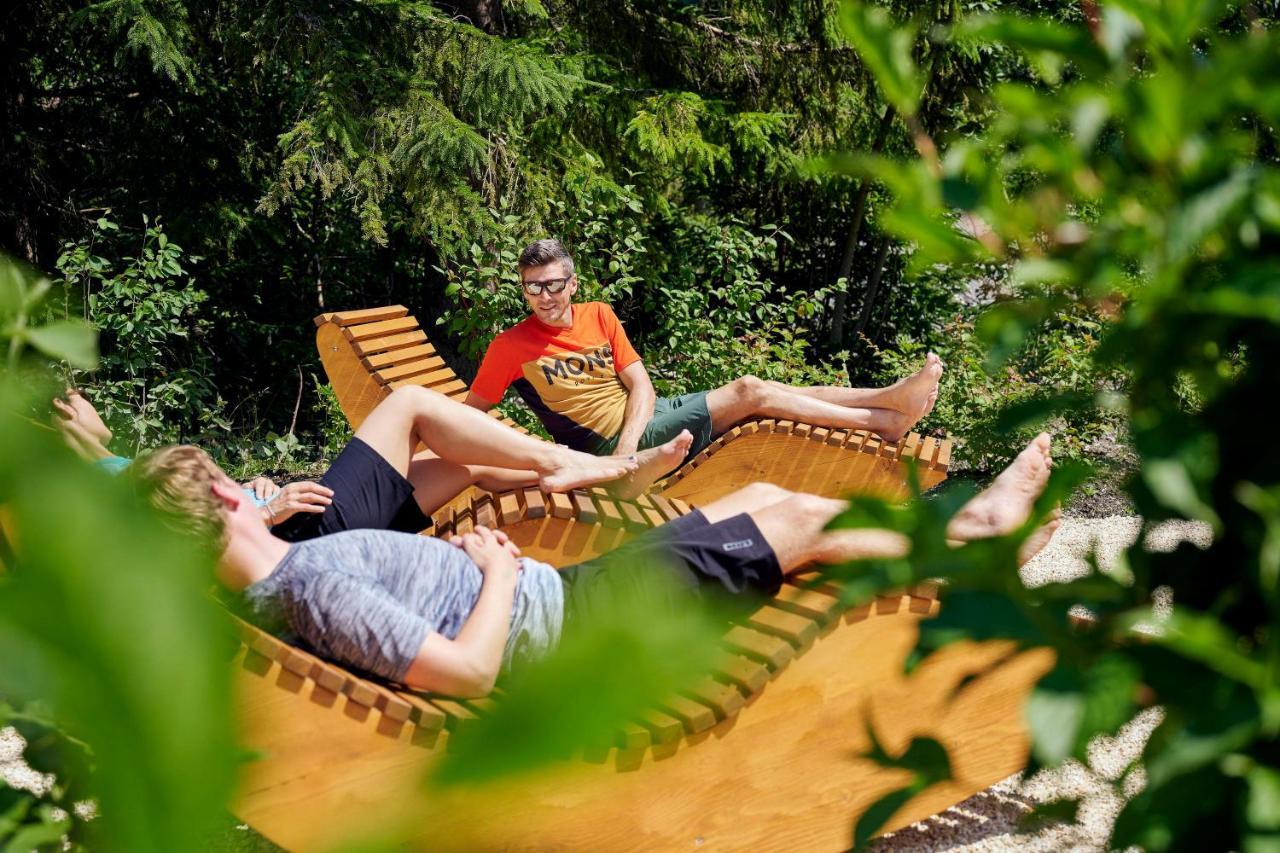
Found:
[521,277,571,296]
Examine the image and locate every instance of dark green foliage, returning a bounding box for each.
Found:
[831,1,1280,846]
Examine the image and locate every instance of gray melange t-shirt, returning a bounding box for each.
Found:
[239,529,565,682]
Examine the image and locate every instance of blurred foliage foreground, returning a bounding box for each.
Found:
[5,2,1280,851]
[828,1,1280,848]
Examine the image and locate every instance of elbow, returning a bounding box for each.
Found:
[456,663,499,698]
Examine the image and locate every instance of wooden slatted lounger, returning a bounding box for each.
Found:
[231,488,1053,850]
[314,306,953,507]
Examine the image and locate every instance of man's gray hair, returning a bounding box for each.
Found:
[518,238,575,276]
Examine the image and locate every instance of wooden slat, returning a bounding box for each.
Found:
[323,662,381,708]
[367,683,414,723]
[498,492,522,525]
[344,316,421,342]
[934,437,953,471]
[917,436,939,468]
[649,495,682,522]
[430,698,479,729]
[572,492,597,523]
[713,654,771,695]
[657,694,717,734]
[523,488,546,519]
[619,502,647,531]
[681,677,745,721]
[549,492,574,520]
[637,709,684,744]
[315,305,408,328]
[596,497,624,529]
[373,357,449,383]
[452,508,474,536]
[723,626,794,671]
[395,691,448,731]
[351,330,428,356]
[746,607,819,651]
[361,343,439,370]
[616,723,652,751]
[774,584,843,624]
[389,376,468,395]
[473,496,497,529]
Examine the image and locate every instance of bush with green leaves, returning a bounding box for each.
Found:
[53,215,220,453]
[830,2,1280,847]
[871,302,1127,474]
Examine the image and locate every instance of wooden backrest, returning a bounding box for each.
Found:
[315,306,528,434]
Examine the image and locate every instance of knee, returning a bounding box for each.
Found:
[730,374,769,407]
[386,385,442,410]
[739,481,791,506]
[780,492,838,523]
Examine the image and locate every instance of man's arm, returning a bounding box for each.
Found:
[463,391,497,412]
[613,360,657,456]
[403,526,520,696]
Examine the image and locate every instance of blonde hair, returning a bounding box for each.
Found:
[134,445,229,549]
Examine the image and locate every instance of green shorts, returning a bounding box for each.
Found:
[594,391,715,461]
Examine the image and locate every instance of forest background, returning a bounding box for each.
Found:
[3,0,1160,488]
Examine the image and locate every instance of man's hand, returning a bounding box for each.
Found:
[53,389,113,445]
[264,481,334,526]
[449,525,522,560]
[451,526,521,576]
[243,476,280,502]
[54,412,113,462]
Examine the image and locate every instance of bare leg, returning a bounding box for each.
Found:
[703,357,943,443]
[757,353,944,415]
[355,386,635,492]
[405,451,540,518]
[732,434,1058,572]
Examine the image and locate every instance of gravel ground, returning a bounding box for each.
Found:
[870,516,1211,852]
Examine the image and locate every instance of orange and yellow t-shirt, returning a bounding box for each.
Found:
[471,302,641,451]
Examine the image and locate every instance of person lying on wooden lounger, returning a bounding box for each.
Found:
[54,386,692,541]
[463,238,944,465]
[136,434,1060,697]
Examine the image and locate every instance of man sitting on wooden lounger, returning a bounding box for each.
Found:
[464,238,945,464]
[137,434,1060,697]
[55,385,690,541]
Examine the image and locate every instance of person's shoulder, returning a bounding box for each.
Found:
[493,314,545,344]
[581,301,622,322]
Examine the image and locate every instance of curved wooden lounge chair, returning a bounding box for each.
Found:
[313,306,952,507]
[231,488,1051,850]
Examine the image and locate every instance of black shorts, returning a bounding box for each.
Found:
[271,438,432,543]
[558,509,783,626]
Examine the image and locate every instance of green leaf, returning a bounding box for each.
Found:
[1027,668,1085,766]
[1142,458,1220,527]
[837,3,922,115]
[1248,765,1280,833]
[23,321,100,370]
[1166,168,1255,267]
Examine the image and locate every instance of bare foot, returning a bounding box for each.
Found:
[607,430,695,499]
[947,433,1053,541]
[882,354,944,419]
[1018,510,1062,566]
[539,452,638,493]
[871,355,944,442]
